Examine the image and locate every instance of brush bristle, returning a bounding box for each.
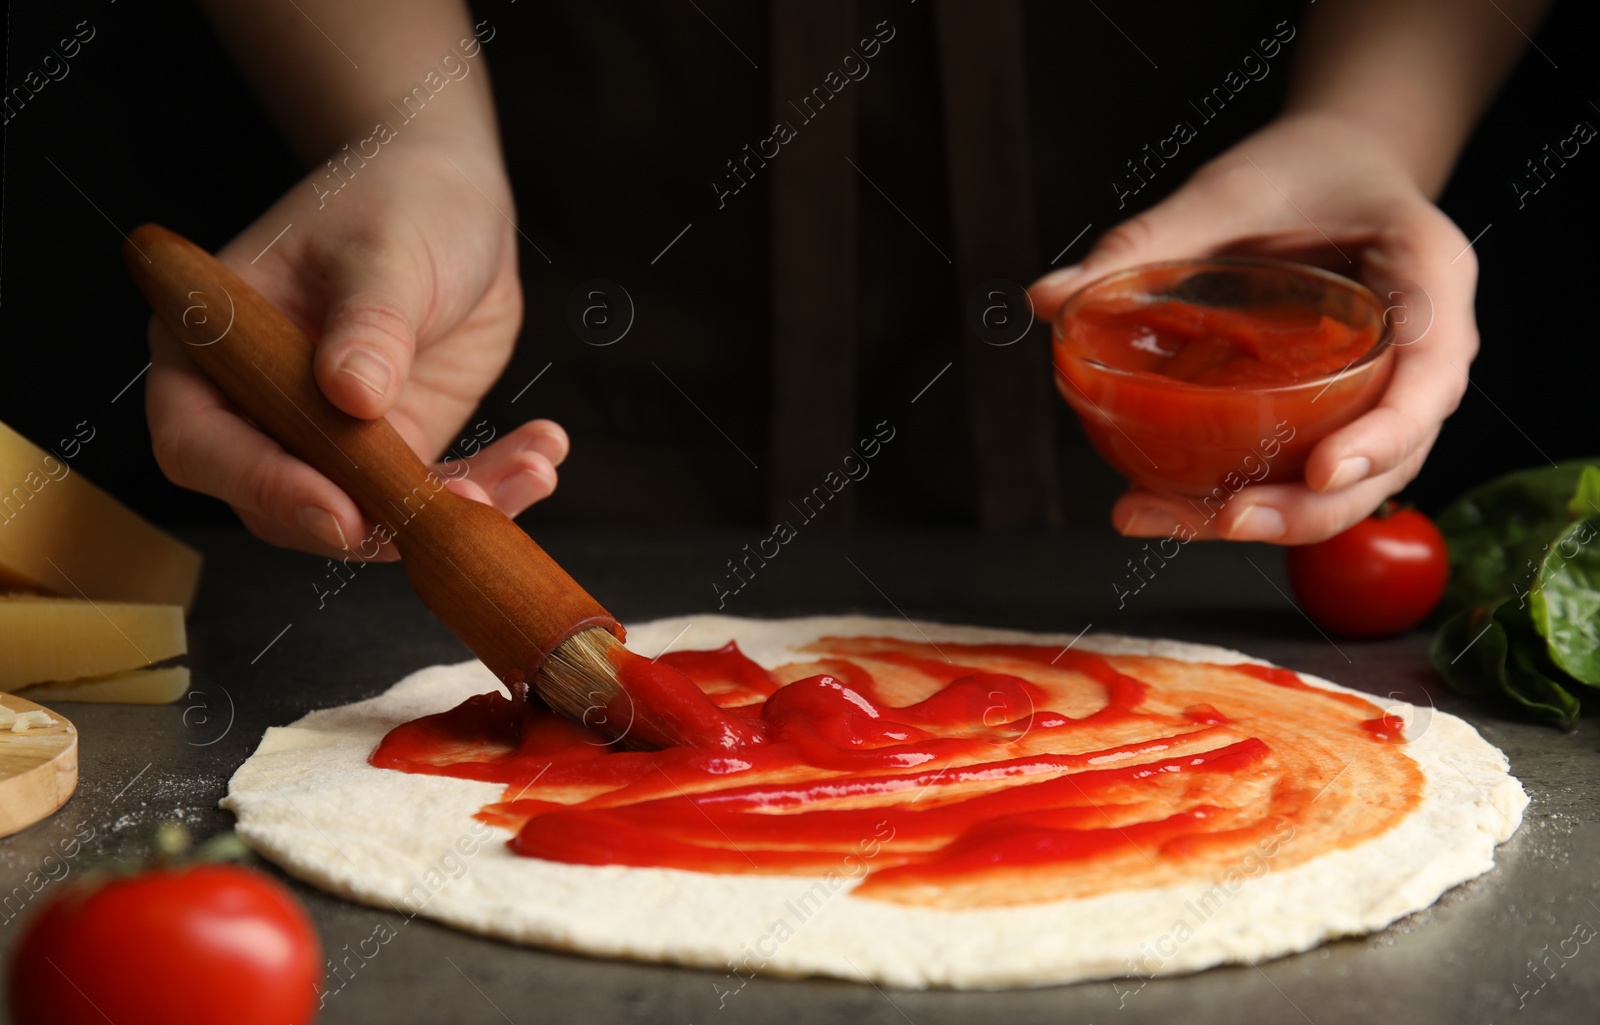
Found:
[536,626,623,720]
[535,627,657,748]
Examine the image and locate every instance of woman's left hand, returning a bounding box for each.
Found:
[1029,111,1480,545]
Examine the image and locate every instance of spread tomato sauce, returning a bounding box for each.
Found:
[370,637,1423,909]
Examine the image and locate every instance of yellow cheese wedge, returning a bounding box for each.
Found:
[0,595,186,689]
[0,419,202,611]
[16,665,190,705]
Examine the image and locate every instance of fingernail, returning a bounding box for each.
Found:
[492,468,555,508]
[1037,263,1085,290]
[298,506,348,550]
[337,349,393,398]
[1122,507,1179,536]
[1227,505,1286,541]
[522,423,567,454]
[1324,456,1371,492]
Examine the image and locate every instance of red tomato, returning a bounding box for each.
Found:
[1285,502,1449,638]
[8,864,322,1025]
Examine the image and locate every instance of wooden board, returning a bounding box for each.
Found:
[0,692,78,838]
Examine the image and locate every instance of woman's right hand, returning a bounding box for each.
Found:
[145,133,566,561]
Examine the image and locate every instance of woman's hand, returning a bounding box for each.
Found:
[145,136,565,560]
[1029,111,1479,544]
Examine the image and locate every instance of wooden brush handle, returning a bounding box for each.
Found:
[124,223,621,685]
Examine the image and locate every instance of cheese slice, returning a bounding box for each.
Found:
[0,595,186,689]
[16,665,190,705]
[0,705,58,731]
[0,419,202,610]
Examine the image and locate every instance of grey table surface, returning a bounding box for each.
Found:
[1,525,1596,1024]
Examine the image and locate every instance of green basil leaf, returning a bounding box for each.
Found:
[1431,605,1505,701]
[1431,600,1581,728]
[1528,517,1600,686]
[1435,459,1600,616]
[1566,465,1600,520]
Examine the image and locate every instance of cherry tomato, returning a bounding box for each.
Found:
[8,864,322,1025]
[1285,502,1449,638]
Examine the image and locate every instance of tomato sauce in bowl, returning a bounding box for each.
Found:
[1052,260,1393,499]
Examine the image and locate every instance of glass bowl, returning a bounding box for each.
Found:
[1052,258,1394,502]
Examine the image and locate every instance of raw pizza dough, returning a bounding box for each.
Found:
[222,615,1527,989]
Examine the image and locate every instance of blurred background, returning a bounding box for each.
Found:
[2,0,1595,535]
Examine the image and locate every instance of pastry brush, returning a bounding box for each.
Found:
[124,223,741,751]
